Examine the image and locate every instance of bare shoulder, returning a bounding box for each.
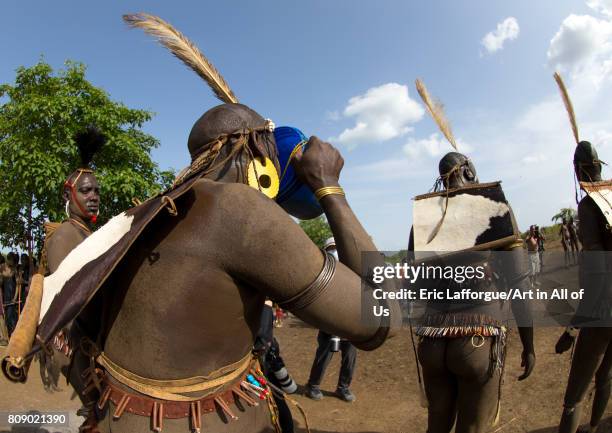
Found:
[46,221,86,272]
[47,221,80,245]
[191,179,285,217]
[188,179,309,254]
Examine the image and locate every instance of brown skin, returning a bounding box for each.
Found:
[418,259,535,433]
[46,172,99,273]
[92,105,399,433]
[526,227,539,252]
[102,145,391,374]
[557,195,612,433]
[44,172,100,403]
[440,153,478,190]
[67,172,100,222]
[557,153,610,433]
[445,165,477,190]
[568,217,581,259]
[1,255,19,338]
[559,218,571,244]
[559,218,577,266]
[526,226,541,288]
[415,155,535,433]
[419,337,501,433]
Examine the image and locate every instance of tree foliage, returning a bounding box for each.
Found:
[551,207,577,223]
[299,216,332,248]
[385,249,407,264]
[0,60,174,253]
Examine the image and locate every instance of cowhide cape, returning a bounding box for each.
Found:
[31,174,203,356]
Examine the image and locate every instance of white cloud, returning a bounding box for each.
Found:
[403,134,446,158]
[587,0,612,17]
[465,64,612,231]
[547,14,612,84]
[337,5,612,249]
[402,133,473,159]
[522,153,548,164]
[592,129,612,148]
[481,17,520,54]
[331,83,424,148]
[350,66,612,247]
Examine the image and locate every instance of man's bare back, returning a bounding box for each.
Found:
[29,103,399,433]
[104,179,384,378]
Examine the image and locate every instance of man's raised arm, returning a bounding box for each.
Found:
[213,138,400,350]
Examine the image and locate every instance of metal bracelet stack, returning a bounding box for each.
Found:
[314,186,345,201]
[278,250,337,311]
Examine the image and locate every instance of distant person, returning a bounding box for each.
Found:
[526,226,540,286]
[0,254,8,345]
[274,303,285,328]
[305,237,357,403]
[19,253,31,284]
[534,225,546,269]
[560,217,575,267]
[15,253,30,315]
[2,252,18,336]
[568,216,581,259]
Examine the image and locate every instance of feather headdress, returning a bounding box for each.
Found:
[123,12,238,104]
[553,72,580,144]
[74,126,106,168]
[415,79,457,150]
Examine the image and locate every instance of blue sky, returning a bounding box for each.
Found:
[3,1,612,249]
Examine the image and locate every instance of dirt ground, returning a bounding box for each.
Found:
[0,245,611,433]
[279,323,612,433]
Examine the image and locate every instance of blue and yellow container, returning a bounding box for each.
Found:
[274,126,324,220]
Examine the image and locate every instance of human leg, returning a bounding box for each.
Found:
[449,337,499,433]
[337,340,356,390]
[336,340,357,402]
[418,337,458,433]
[584,331,612,432]
[559,328,612,433]
[306,331,333,400]
[562,241,570,267]
[571,240,580,264]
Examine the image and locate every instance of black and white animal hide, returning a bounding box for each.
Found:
[580,180,612,227]
[32,174,203,356]
[412,182,518,255]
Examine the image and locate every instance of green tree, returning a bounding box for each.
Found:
[0,60,174,254]
[299,216,332,248]
[551,207,577,224]
[385,249,407,264]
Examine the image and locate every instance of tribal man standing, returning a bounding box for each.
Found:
[42,127,105,402]
[410,79,535,433]
[560,218,575,268]
[46,126,104,273]
[568,216,581,262]
[554,72,612,433]
[526,225,541,287]
[556,140,612,433]
[26,14,400,433]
